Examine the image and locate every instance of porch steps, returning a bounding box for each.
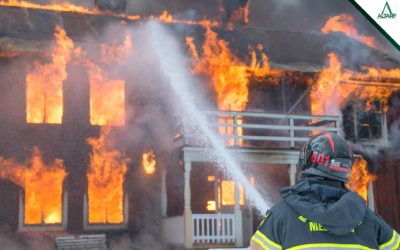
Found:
[55,234,108,250]
[171,245,248,250]
[208,248,249,250]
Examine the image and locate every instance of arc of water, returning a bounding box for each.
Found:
[147,21,269,213]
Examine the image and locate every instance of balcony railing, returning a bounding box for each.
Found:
[183,110,342,149]
[192,213,235,245]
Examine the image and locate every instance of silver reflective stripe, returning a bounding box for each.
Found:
[380,231,400,250]
[251,231,282,250]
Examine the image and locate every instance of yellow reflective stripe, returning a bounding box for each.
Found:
[251,237,270,250]
[287,243,374,250]
[394,236,400,250]
[379,230,400,250]
[256,230,282,249]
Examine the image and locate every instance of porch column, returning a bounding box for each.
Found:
[184,161,193,248]
[382,113,389,145]
[161,167,167,217]
[234,180,243,247]
[289,164,297,186]
[368,182,375,212]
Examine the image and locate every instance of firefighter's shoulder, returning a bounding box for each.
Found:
[252,201,289,250]
[258,200,288,228]
[364,208,400,249]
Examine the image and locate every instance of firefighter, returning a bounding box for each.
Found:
[250,132,400,250]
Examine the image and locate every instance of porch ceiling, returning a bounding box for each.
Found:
[183,146,299,165]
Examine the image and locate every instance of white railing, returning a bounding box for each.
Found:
[192,214,235,244]
[184,110,341,148]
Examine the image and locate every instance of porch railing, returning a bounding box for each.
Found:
[192,214,235,244]
[184,110,342,148]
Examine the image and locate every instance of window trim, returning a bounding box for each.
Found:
[18,190,67,231]
[83,193,128,231]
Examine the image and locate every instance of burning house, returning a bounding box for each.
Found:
[0,0,399,249]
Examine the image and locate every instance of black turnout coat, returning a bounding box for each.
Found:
[250,177,400,250]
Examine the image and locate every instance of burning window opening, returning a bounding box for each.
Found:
[142,150,156,175]
[26,25,73,124]
[206,176,245,212]
[221,180,245,206]
[0,147,67,226]
[88,34,132,127]
[347,157,376,202]
[86,127,129,224]
[88,64,126,126]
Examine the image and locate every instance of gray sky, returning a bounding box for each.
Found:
[248,0,400,59]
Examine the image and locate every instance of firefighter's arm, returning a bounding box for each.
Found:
[373,212,400,250]
[250,211,283,250]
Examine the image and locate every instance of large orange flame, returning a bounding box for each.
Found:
[88,64,126,126]
[321,14,378,49]
[88,34,131,126]
[26,25,73,124]
[86,127,128,224]
[0,147,67,224]
[347,157,375,202]
[142,150,156,175]
[311,52,399,116]
[187,27,275,145]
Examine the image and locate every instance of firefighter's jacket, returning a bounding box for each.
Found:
[250,179,400,250]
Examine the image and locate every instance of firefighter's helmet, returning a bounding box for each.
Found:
[298,132,353,183]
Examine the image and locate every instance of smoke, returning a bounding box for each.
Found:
[0,227,53,250]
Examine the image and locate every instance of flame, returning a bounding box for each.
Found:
[311,52,399,116]
[142,151,156,175]
[100,34,132,64]
[26,25,73,124]
[205,178,245,211]
[0,0,140,21]
[187,28,276,145]
[88,63,126,126]
[321,14,378,49]
[88,34,131,126]
[221,180,245,206]
[225,0,251,30]
[0,147,67,224]
[159,10,173,23]
[0,1,224,28]
[347,158,375,201]
[155,10,220,27]
[206,201,216,211]
[86,127,129,224]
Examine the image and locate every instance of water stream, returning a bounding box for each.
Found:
[147,21,270,214]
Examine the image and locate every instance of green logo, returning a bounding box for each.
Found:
[378,1,397,19]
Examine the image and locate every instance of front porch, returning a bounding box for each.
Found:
[161,110,380,248]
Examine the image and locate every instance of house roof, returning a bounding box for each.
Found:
[0,5,399,72]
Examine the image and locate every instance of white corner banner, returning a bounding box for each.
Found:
[350,0,400,50]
